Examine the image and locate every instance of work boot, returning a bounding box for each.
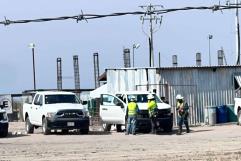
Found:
[151,129,156,134]
[186,128,190,133]
[184,123,190,133]
[176,126,182,135]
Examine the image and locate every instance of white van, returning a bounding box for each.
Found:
[100,91,173,133]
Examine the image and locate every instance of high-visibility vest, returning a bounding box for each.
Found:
[127,102,138,116]
[177,101,188,116]
[148,100,157,116]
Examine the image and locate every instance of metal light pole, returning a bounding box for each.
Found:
[132,43,140,67]
[29,43,36,90]
[208,35,213,66]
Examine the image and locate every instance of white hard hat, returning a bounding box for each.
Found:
[130,96,136,101]
[176,94,184,100]
[147,94,154,100]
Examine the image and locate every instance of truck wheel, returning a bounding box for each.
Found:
[116,124,122,132]
[238,110,241,125]
[0,129,8,137]
[26,117,34,134]
[62,129,68,134]
[163,123,173,132]
[80,128,89,134]
[42,118,50,135]
[102,123,111,132]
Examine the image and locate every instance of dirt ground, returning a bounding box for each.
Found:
[1,122,241,161]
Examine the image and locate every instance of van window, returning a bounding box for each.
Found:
[34,94,40,105]
[127,94,162,103]
[102,94,122,106]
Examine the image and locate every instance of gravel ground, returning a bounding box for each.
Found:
[1,122,241,161]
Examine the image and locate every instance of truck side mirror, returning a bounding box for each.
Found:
[82,101,87,105]
[36,101,42,106]
[117,102,124,108]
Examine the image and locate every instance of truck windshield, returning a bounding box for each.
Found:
[45,95,80,104]
[127,94,162,103]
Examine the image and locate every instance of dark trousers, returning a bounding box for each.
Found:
[178,115,189,133]
[150,116,157,133]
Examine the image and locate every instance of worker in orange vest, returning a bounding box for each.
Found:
[176,94,190,135]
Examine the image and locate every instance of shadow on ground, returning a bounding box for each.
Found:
[3,132,29,138]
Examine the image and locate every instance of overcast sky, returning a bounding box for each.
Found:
[0,0,238,94]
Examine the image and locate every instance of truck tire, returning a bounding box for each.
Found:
[238,110,241,125]
[42,118,50,135]
[163,122,173,132]
[0,129,8,137]
[102,123,111,132]
[80,128,89,134]
[116,124,122,132]
[25,117,34,134]
[62,129,68,134]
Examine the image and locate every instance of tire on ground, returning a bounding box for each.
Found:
[0,129,8,137]
[80,128,89,134]
[42,118,50,135]
[163,121,173,132]
[62,129,68,134]
[102,123,111,132]
[116,124,122,132]
[25,117,34,134]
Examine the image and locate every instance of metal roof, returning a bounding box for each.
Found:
[105,65,241,71]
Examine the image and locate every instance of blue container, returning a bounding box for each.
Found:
[216,105,228,123]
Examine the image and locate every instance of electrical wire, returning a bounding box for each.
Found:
[0,4,241,26]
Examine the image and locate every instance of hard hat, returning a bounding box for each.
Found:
[147,94,154,100]
[130,96,136,101]
[176,94,184,100]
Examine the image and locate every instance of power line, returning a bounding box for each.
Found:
[1,4,241,26]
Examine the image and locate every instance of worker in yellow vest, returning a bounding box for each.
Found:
[126,96,139,135]
[147,94,158,134]
[176,94,190,135]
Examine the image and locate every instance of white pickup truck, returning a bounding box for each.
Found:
[100,91,173,133]
[23,91,90,135]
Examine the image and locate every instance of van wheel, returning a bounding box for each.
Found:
[80,128,89,134]
[116,124,122,132]
[62,129,68,134]
[0,129,8,137]
[163,123,173,132]
[238,110,241,125]
[102,123,111,132]
[42,118,50,135]
[26,117,34,134]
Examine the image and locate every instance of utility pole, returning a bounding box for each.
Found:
[158,52,161,68]
[227,0,241,65]
[236,0,241,65]
[140,4,163,67]
[208,34,213,66]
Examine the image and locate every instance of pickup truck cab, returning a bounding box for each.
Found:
[23,91,89,135]
[100,91,173,133]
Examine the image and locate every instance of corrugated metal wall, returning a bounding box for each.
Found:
[106,66,241,125]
